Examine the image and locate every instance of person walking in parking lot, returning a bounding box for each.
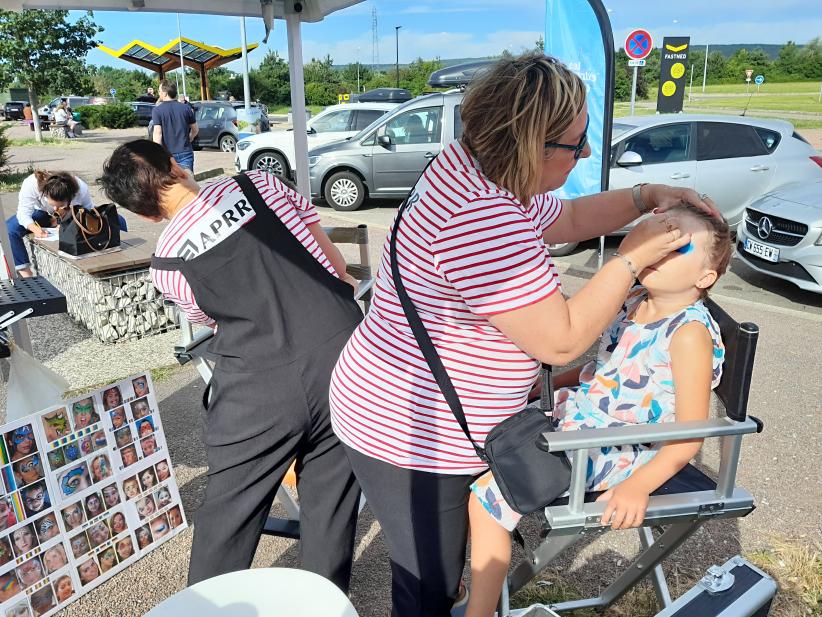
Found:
[151,79,198,172]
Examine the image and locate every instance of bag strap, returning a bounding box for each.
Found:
[389,160,556,462]
[73,206,112,252]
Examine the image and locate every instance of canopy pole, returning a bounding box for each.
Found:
[176,13,187,99]
[286,6,309,197]
[240,17,252,111]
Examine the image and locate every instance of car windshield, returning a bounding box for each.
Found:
[612,123,637,140]
[351,97,423,141]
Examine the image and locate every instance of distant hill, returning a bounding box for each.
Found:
[337,44,795,70]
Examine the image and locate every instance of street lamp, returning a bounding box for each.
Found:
[395,26,402,88]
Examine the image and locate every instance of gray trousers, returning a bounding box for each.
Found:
[187,331,361,592]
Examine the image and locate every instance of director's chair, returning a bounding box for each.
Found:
[171,225,375,540]
[501,298,763,616]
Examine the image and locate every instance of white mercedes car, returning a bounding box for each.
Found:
[235,102,398,179]
[736,179,822,294]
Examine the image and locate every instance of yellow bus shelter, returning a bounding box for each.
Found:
[97,37,259,101]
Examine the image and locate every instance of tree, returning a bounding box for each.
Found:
[89,65,153,102]
[773,41,803,79]
[0,9,102,141]
[799,37,822,79]
[398,58,443,95]
[250,51,290,106]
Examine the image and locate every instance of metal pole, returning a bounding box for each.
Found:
[702,44,708,93]
[240,17,251,112]
[689,64,693,102]
[629,65,638,115]
[395,26,401,88]
[286,10,310,197]
[176,13,187,100]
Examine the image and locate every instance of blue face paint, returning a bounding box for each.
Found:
[676,241,694,254]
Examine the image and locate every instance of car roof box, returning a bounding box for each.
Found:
[353,88,413,103]
[428,60,495,88]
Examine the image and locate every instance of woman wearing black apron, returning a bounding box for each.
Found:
[99,140,363,591]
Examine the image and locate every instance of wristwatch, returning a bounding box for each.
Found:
[632,183,651,214]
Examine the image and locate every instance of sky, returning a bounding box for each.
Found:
[78,0,822,74]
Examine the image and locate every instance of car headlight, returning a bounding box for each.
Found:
[236,141,251,151]
[308,155,322,167]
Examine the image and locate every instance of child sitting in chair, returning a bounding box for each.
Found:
[464,204,734,617]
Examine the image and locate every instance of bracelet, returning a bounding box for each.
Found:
[632,183,651,214]
[613,252,638,280]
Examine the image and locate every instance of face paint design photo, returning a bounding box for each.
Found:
[71,398,99,430]
[110,511,127,535]
[84,493,104,520]
[55,574,75,602]
[90,454,112,483]
[0,497,17,532]
[102,484,121,509]
[155,459,171,482]
[13,453,44,488]
[130,398,151,421]
[168,505,183,529]
[41,408,71,442]
[21,481,50,518]
[149,513,170,539]
[58,463,91,498]
[34,513,59,542]
[102,386,123,412]
[61,502,85,531]
[0,536,13,567]
[62,440,81,464]
[109,407,126,430]
[0,571,22,602]
[69,531,90,559]
[12,524,38,557]
[116,537,134,561]
[42,544,68,574]
[132,375,150,398]
[47,448,66,471]
[7,425,37,461]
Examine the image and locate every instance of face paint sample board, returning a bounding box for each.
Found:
[0,373,187,617]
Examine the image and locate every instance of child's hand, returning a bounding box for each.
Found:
[595,482,650,529]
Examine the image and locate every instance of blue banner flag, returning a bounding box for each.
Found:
[544,0,614,199]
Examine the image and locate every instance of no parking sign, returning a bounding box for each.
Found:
[625,29,653,60]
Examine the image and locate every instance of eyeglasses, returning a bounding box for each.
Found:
[545,116,590,160]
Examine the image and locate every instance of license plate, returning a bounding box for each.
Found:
[744,237,779,263]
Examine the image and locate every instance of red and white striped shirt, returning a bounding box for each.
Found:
[329,141,564,474]
[151,171,329,327]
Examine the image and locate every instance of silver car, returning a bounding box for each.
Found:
[308,91,463,211]
[736,180,822,294]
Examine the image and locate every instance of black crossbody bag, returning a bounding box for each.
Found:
[390,195,571,516]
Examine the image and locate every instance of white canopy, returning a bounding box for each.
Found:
[5,0,364,195]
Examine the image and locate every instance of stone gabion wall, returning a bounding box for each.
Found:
[30,243,179,343]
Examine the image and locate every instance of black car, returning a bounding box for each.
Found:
[129,102,155,127]
[3,101,26,121]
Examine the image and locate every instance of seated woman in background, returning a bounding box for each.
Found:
[5,170,128,277]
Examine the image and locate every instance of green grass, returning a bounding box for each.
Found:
[700,81,822,95]
[10,137,80,147]
[268,104,324,116]
[0,165,34,192]
[685,94,822,114]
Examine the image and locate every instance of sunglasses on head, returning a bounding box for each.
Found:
[545,116,590,160]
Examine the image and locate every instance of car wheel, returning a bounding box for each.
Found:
[219,134,237,152]
[251,151,288,177]
[546,242,579,257]
[324,171,366,211]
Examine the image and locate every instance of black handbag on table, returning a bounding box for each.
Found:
[58,204,121,257]
[389,195,571,516]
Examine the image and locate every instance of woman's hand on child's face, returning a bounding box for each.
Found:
[595,483,650,529]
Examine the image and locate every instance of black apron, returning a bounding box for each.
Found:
[151,174,362,373]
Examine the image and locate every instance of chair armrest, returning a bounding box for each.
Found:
[355,278,375,301]
[538,417,759,453]
[173,327,214,356]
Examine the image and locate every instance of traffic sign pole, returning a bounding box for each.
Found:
[624,29,653,116]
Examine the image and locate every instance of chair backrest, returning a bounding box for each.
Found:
[324,224,374,312]
[704,298,759,421]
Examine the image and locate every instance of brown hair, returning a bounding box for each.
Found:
[159,79,178,100]
[98,140,177,218]
[672,203,733,298]
[459,52,586,206]
[34,171,79,204]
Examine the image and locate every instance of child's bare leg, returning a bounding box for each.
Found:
[466,493,511,617]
